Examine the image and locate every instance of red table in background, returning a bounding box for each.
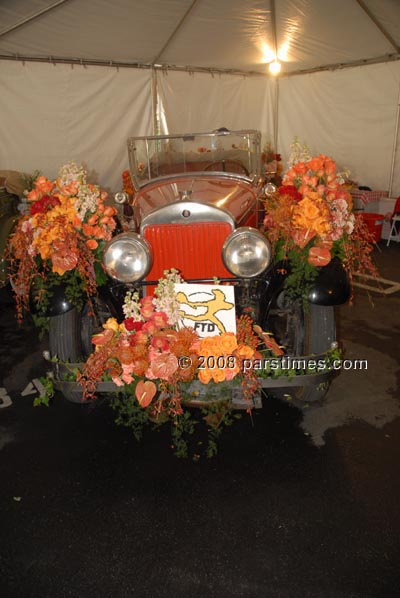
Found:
[350,189,389,207]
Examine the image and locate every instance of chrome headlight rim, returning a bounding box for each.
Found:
[103,232,152,283]
[222,226,271,278]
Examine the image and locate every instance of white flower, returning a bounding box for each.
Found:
[123,291,142,321]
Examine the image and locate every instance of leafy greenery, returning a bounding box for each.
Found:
[33,376,54,407]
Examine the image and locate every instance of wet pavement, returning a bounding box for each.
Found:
[0,242,399,598]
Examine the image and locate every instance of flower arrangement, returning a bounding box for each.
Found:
[263,152,378,298]
[261,142,283,185]
[73,270,272,457]
[7,162,117,319]
[122,169,134,197]
[77,270,262,404]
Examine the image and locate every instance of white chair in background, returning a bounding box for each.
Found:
[386,196,400,247]
[387,214,400,246]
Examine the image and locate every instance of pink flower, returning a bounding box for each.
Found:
[151,332,169,351]
[142,320,158,335]
[140,296,155,319]
[146,352,178,381]
[150,311,169,328]
[133,330,149,345]
[112,376,124,387]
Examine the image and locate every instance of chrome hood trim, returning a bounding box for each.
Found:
[140,200,236,231]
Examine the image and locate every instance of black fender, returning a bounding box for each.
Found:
[29,279,127,319]
[262,257,350,310]
[29,283,75,317]
[308,257,351,306]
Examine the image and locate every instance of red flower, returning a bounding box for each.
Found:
[278,185,302,201]
[124,318,143,332]
[30,194,61,215]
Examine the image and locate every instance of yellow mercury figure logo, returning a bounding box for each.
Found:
[176,289,234,335]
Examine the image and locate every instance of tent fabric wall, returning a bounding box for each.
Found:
[0,61,153,193]
[156,68,276,144]
[1,58,400,197]
[278,61,400,196]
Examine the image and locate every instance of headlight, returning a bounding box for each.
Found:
[103,233,152,282]
[222,227,271,278]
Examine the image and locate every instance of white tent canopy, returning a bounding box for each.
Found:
[1,0,400,195]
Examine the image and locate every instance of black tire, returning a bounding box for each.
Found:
[49,307,82,363]
[48,299,111,402]
[266,295,336,403]
[48,297,111,362]
[294,303,336,403]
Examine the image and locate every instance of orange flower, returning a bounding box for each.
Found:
[104,206,117,217]
[27,188,41,202]
[86,239,98,250]
[235,344,255,360]
[51,251,79,275]
[35,176,54,194]
[135,380,157,408]
[308,246,331,267]
[307,157,322,171]
[87,214,98,225]
[218,332,238,354]
[147,352,178,380]
[293,197,331,239]
[198,367,213,384]
[210,367,226,383]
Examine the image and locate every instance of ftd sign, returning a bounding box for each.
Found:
[174,283,236,337]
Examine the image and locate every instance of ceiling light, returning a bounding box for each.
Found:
[269,60,281,75]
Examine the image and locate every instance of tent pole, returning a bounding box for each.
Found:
[273,78,279,153]
[151,69,159,136]
[388,81,400,197]
[0,0,72,38]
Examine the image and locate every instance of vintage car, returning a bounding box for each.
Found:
[48,129,350,404]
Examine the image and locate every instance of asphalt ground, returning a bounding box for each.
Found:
[0,241,399,598]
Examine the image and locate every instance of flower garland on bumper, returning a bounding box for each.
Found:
[72,270,274,457]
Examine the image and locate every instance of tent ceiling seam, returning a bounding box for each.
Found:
[285,52,400,77]
[1,52,399,77]
[354,0,399,53]
[0,0,73,39]
[270,0,278,58]
[151,0,200,66]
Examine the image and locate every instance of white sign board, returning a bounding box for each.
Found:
[174,283,236,337]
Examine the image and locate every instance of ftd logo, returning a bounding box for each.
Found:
[174,284,236,337]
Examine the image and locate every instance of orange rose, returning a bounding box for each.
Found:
[211,367,226,383]
[35,176,54,194]
[27,188,41,202]
[87,214,98,225]
[218,332,238,354]
[198,368,212,384]
[86,239,98,250]
[235,344,255,360]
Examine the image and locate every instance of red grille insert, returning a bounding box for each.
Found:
[143,222,233,282]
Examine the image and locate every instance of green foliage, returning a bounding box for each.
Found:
[22,170,41,192]
[111,387,151,441]
[33,376,54,407]
[283,247,319,304]
[171,411,198,458]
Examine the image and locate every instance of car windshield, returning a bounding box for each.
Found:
[127,129,261,190]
